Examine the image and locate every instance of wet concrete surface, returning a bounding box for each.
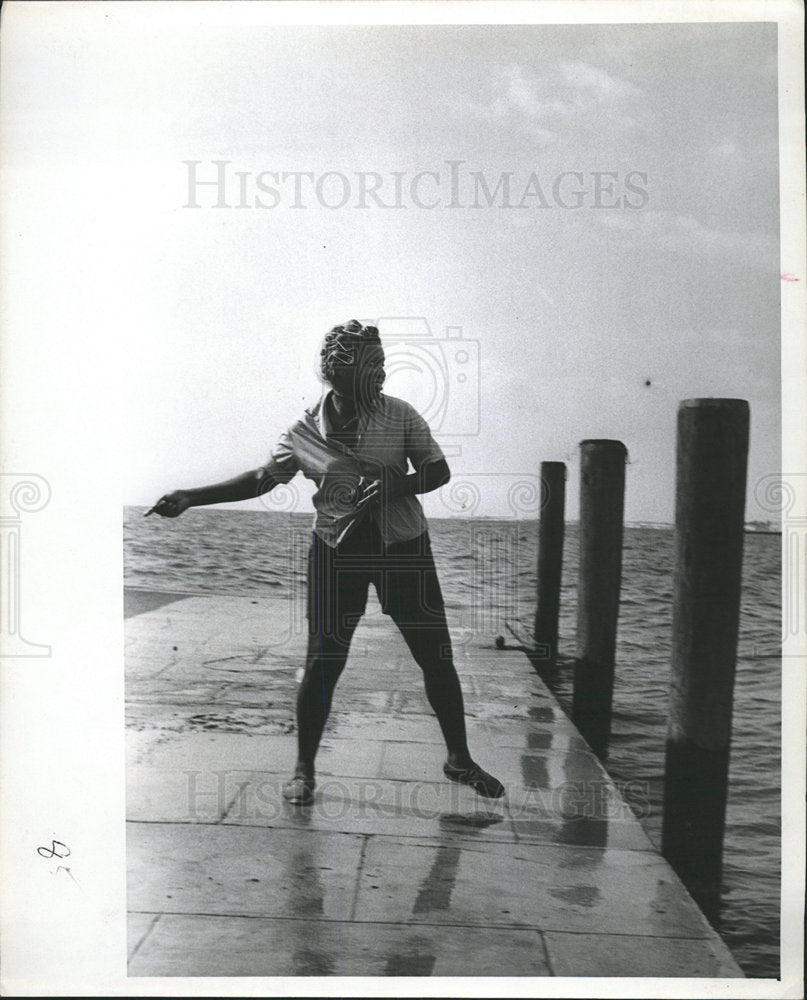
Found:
[125,588,743,979]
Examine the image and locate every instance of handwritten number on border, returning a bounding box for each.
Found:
[37,839,70,860]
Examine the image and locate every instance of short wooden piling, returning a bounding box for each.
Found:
[572,440,627,759]
[534,461,566,665]
[662,398,750,921]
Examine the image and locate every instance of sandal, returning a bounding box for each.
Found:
[443,761,505,799]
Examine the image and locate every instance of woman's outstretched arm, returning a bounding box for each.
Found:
[147,467,279,517]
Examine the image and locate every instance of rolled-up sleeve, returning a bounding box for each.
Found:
[404,404,445,470]
[261,427,300,484]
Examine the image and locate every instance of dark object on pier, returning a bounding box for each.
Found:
[533,461,566,667]
[662,398,749,923]
[572,439,628,760]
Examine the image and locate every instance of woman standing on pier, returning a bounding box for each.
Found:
[148,320,504,805]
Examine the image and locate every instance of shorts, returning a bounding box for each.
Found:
[307,517,447,645]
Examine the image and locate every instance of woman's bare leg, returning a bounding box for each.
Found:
[391,617,505,799]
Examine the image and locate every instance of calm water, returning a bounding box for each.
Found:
[124,507,781,978]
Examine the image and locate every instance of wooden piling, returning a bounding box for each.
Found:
[534,461,566,665]
[662,398,750,921]
[572,440,627,759]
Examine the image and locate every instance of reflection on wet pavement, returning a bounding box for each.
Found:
[286,848,326,917]
[558,817,609,848]
[549,884,602,909]
[526,730,561,751]
[528,705,558,723]
[285,846,335,975]
[413,846,462,913]
[562,752,610,849]
[520,752,550,789]
[384,934,437,976]
[439,811,504,831]
[293,945,335,976]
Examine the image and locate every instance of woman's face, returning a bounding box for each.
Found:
[329,343,386,406]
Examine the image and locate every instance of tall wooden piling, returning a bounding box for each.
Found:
[534,461,566,665]
[662,398,749,921]
[572,440,627,759]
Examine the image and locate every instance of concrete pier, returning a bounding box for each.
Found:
[125,587,743,979]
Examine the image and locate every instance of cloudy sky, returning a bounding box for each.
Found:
[3,7,784,521]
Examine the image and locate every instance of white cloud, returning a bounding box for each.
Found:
[599,210,778,272]
[709,141,742,161]
[484,60,646,133]
[559,59,643,102]
[503,66,582,119]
